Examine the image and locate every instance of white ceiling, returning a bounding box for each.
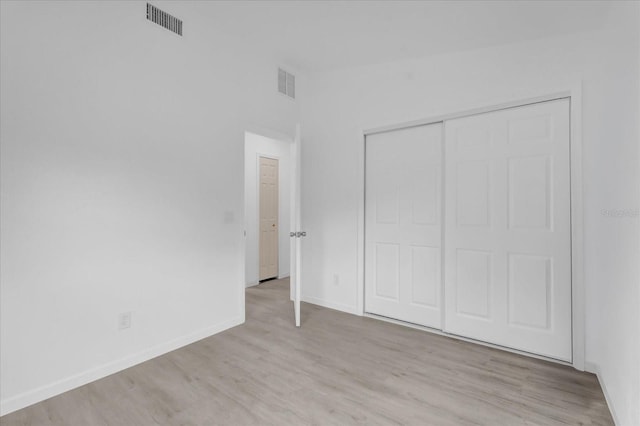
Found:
[191,1,618,72]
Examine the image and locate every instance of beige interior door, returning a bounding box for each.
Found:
[259,156,279,280]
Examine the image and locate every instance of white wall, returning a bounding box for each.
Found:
[2,0,637,422]
[0,1,302,415]
[301,6,639,425]
[244,132,291,286]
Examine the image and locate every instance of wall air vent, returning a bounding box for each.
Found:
[278,68,295,99]
[147,3,182,36]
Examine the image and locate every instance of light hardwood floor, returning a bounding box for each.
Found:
[2,278,613,425]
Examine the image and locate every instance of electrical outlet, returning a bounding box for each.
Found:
[118,312,132,330]
[333,274,340,286]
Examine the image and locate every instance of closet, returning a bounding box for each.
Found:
[364,98,572,362]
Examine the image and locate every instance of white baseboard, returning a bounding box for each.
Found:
[584,361,598,374]
[301,296,359,315]
[586,362,620,426]
[0,316,244,417]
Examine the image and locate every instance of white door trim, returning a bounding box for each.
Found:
[293,124,302,327]
[356,87,585,370]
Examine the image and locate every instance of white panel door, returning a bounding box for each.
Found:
[259,157,278,281]
[291,124,302,327]
[444,98,572,361]
[365,123,443,329]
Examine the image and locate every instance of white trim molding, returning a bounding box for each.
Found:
[585,362,621,426]
[0,316,243,417]
[302,296,360,316]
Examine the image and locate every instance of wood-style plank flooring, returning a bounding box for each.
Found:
[2,278,613,425]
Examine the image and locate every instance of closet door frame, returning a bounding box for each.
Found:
[356,87,585,371]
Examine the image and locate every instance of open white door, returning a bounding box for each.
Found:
[290,124,303,327]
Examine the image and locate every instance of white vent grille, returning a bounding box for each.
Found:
[278,68,295,99]
[147,3,182,36]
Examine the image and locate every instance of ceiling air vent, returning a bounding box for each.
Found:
[278,68,295,99]
[147,3,182,36]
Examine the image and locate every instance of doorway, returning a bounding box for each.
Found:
[244,132,291,287]
[244,128,303,327]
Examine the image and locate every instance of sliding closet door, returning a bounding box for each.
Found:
[444,99,571,361]
[365,123,443,329]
